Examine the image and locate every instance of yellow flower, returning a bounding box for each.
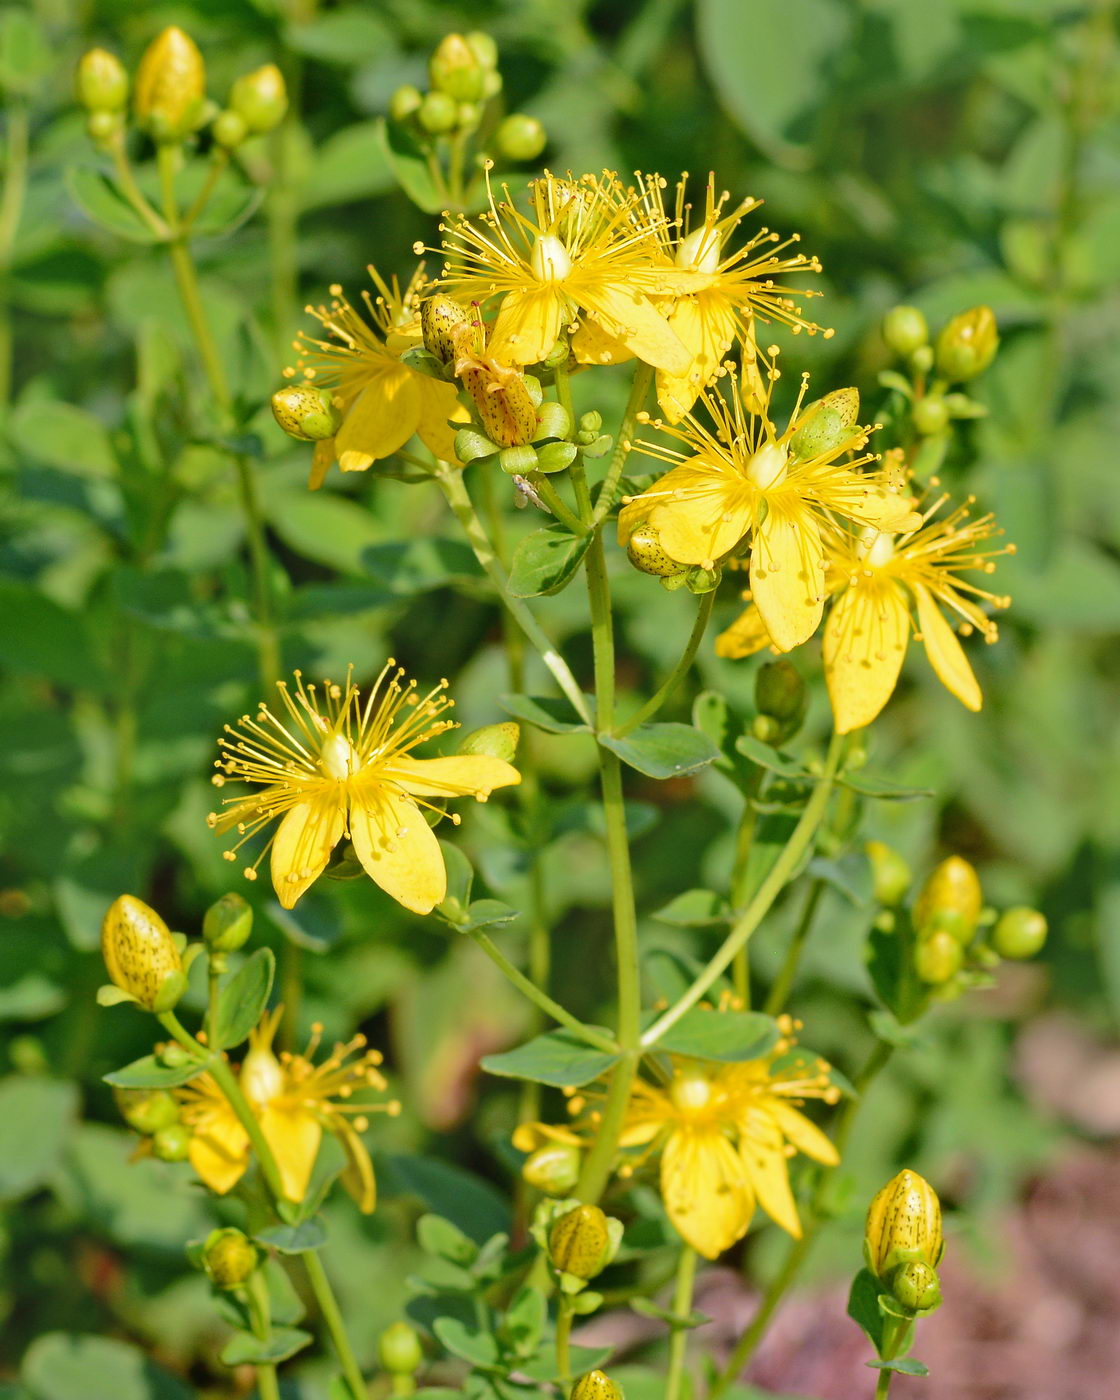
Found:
[208,663,520,912]
[621,172,830,422]
[284,264,468,488]
[176,1010,397,1211]
[619,365,920,651]
[431,168,693,372]
[716,491,1012,733]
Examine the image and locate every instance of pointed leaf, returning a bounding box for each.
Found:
[507,523,591,598]
[602,723,720,780]
[482,1030,618,1087]
[211,948,275,1052]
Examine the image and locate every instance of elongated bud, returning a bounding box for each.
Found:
[114,1087,180,1135]
[882,305,928,359]
[203,892,253,953]
[864,1169,943,1281]
[915,929,963,984]
[755,658,807,725]
[271,384,341,442]
[228,63,287,134]
[101,894,185,1011]
[202,1227,260,1289]
[462,362,539,447]
[935,305,999,381]
[522,1144,581,1196]
[889,1258,942,1313]
[571,1373,624,1400]
[421,296,470,364]
[865,841,911,907]
[134,26,207,142]
[458,722,520,763]
[548,1205,612,1281]
[76,48,128,113]
[789,388,859,460]
[913,856,982,941]
[496,113,547,162]
[626,521,686,578]
[430,33,487,102]
[378,1321,424,1375]
[992,906,1047,960]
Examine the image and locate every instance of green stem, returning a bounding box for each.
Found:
[554,1296,574,1389]
[590,362,653,527]
[434,465,592,726]
[875,1369,893,1400]
[464,927,618,1053]
[246,1270,281,1400]
[0,100,30,413]
[302,1249,367,1400]
[664,1245,697,1400]
[181,148,229,231]
[764,877,826,1017]
[107,134,170,239]
[531,472,587,535]
[642,732,844,1048]
[616,589,714,736]
[206,955,224,1050]
[729,770,764,1007]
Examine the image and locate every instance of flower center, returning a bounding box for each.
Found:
[320,732,360,781]
[531,233,573,282]
[242,1046,284,1109]
[675,224,722,274]
[746,442,788,490]
[859,529,896,569]
[670,1069,714,1116]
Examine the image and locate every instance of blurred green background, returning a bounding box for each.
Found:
[2,1,1118,1396]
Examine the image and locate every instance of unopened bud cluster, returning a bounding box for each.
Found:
[864,1169,944,1315]
[532,1200,623,1295]
[881,302,998,440]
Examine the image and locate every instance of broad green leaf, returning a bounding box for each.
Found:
[629,1297,711,1329]
[21,1333,190,1400]
[734,734,811,779]
[481,1030,619,1088]
[839,772,934,801]
[520,1344,613,1382]
[287,10,393,64]
[66,167,161,244]
[0,581,101,692]
[10,401,117,478]
[380,1153,509,1243]
[847,1267,885,1353]
[254,1218,327,1254]
[499,693,591,734]
[507,523,591,598]
[867,1358,929,1376]
[652,888,732,927]
[650,1008,780,1063]
[503,1286,547,1356]
[264,489,383,574]
[432,1318,500,1369]
[211,948,275,1052]
[457,899,520,932]
[219,1328,313,1366]
[0,8,51,93]
[304,120,395,210]
[417,1214,478,1266]
[438,841,475,920]
[601,723,720,780]
[0,1077,79,1201]
[103,1056,207,1090]
[379,117,444,214]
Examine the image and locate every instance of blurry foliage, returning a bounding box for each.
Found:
[1,0,1118,1394]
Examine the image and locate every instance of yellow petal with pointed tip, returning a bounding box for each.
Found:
[308,438,334,490]
[915,584,982,711]
[384,754,520,799]
[750,508,825,652]
[823,578,910,734]
[187,1106,250,1195]
[661,1125,754,1259]
[715,602,773,659]
[349,786,446,914]
[739,1111,802,1238]
[575,282,691,375]
[260,1105,322,1204]
[767,1100,839,1166]
[853,483,921,533]
[270,791,346,910]
[488,287,567,365]
[335,368,421,470]
[335,1117,377,1214]
[640,462,752,567]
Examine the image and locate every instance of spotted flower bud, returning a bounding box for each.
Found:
[462,361,539,448]
[882,306,928,359]
[228,63,287,135]
[101,894,185,1012]
[458,722,520,763]
[913,856,982,941]
[271,384,341,442]
[134,26,207,142]
[865,1168,944,1282]
[626,521,686,578]
[788,388,859,461]
[76,48,128,113]
[935,305,999,382]
[865,841,911,907]
[522,1144,582,1196]
[496,113,547,162]
[202,892,253,953]
[429,33,487,102]
[202,1227,260,1289]
[114,1087,180,1136]
[378,1321,424,1375]
[571,1372,624,1400]
[889,1258,942,1313]
[992,906,1048,960]
[421,295,470,365]
[548,1205,612,1281]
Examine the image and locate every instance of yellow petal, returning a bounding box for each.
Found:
[260,1105,322,1205]
[914,584,982,711]
[766,1100,839,1166]
[661,1125,754,1260]
[416,379,471,464]
[749,508,825,652]
[575,282,691,375]
[739,1111,803,1238]
[349,785,446,914]
[335,1117,377,1213]
[715,602,774,660]
[335,369,421,470]
[270,790,346,911]
[383,754,520,799]
[308,438,334,490]
[488,287,566,365]
[187,1102,250,1196]
[571,314,634,367]
[643,462,752,567]
[656,294,738,423]
[822,578,910,734]
[852,481,922,533]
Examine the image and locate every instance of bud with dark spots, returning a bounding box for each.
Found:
[889,1259,942,1313]
[522,1143,581,1196]
[865,1169,944,1282]
[789,387,859,460]
[571,1372,624,1400]
[421,295,470,365]
[548,1204,612,1281]
[101,894,185,1012]
[271,384,341,442]
[626,522,686,578]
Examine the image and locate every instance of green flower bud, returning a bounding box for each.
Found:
[76,48,128,113]
[924,906,973,946]
[101,894,185,1012]
[571,1373,624,1400]
[418,89,459,134]
[202,1228,260,1289]
[498,444,539,475]
[228,63,287,135]
[152,1121,192,1162]
[429,33,487,102]
[533,401,572,442]
[202,892,253,953]
[910,344,934,374]
[788,387,859,461]
[534,441,579,474]
[936,305,999,381]
[626,522,685,578]
[458,722,520,763]
[115,1087,180,1136]
[158,1041,193,1069]
[579,410,602,435]
[421,295,470,364]
[134,26,207,142]
[464,31,499,70]
[86,110,124,146]
[496,113,547,163]
[686,565,721,594]
[522,1144,582,1196]
[992,906,1048,960]
[882,306,928,359]
[548,1205,612,1281]
[914,856,982,939]
[482,69,503,100]
[755,658,807,724]
[865,1169,944,1281]
[915,929,963,984]
[378,1321,424,1375]
[458,101,482,130]
[455,427,498,464]
[865,840,911,906]
[912,394,949,437]
[271,384,341,442]
[211,109,247,149]
[889,1259,942,1313]
[389,84,423,123]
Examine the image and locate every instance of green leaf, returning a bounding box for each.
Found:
[381,1154,509,1243]
[503,1286,547,1356]
[211,948,275,1052]
[0,1077,79,1202]
[499,693,590,734]
[481,1030,619,1088]
[219,1328,313,1367]
[432,1318,500,1369]
[602,723,721,780]
[838,772,933,801]
[255,1218,328,1254]
[734,734,811,779]
[652,888,732,927]
[379,117,444,215]
[507,523,591,598]
[418,1214,479,1266]
[0,581,102,692]
[21,1334,191,1400]
[867,1358,929,1376]
[650,1008,780,1063]
[520,1344,613,1383]
[103,1056,207,1090]
[10,401,117,478]
[303,121,395,210]
[0,8,51,93]
[66,167,161,244]
[458,899,520,933]
[847,1268,885,1353]
[287,10,393,64]
[629,1297,711,1329]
